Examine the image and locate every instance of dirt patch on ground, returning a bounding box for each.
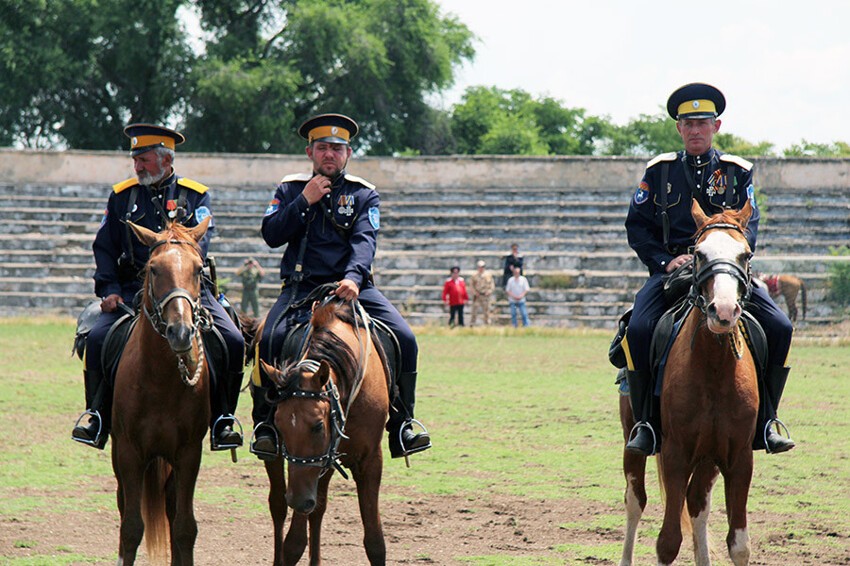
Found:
[4,458,849,565]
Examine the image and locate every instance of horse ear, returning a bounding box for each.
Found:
[188,216,211,244]
[733,199,754,229]
[129,221,159,247]
[259,359,283,385]
[315,360,331,387]
[690,199,710,229]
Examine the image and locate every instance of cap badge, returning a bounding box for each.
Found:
[692,101,700,109]
[331,127,338,135]
[131,136,138,146]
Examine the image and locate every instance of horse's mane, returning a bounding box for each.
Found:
[279,300,359,391]
[694,207,744,235]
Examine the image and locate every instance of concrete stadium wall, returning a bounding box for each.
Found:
[4,148,850,191]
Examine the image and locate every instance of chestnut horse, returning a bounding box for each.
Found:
[620,200,759,566]
[762,273,806,323]
[257,293,390,565]
[111,219,212,565]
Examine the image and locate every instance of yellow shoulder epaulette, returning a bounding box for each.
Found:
[112,178,138,194]
[719,154,753,171]
[280,173,312,184]
[177,177,209,194]
[344,173,376,190]
[646,152,678,169]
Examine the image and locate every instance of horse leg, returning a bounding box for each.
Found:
[723,453,754,566]
[619,396,647,566]
[687,461,720,566]
[305,472,334,565]
[283,511,309,565]
[353,457,387,565]
[656,450,690,566]
[785,292,797,324]
[113,447,145,565]
[264,459,288,566]
[170,448,202,565]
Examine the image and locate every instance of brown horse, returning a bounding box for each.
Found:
[620,200,759,566]
[256,294,390,565]
[111,218,212,565]
[761,273,806,323]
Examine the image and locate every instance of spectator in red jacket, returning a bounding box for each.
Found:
[441,266,469,327]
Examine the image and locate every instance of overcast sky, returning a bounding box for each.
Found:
[432,0,848,151]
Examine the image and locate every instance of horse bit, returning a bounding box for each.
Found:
[142,238,211,387]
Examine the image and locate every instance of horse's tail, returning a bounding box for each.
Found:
[142,457,172,565]
[655,454,693,541]
[800,279,807,320]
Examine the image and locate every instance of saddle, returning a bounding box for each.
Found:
[272,303,401,403]
[610,262,769,389]
[73,300,230,387]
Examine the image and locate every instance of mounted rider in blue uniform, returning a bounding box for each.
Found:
[72,124,245,452]
[623,83,795,456]
[250,113,432,461]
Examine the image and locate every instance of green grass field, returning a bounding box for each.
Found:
[1,319,848,564]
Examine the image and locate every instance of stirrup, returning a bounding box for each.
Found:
[396,419,432,467]
[72,409,107,449]
[764,418,794,454]
[210,414,244,451]
[626,421,658,456]
[249,422,280,461]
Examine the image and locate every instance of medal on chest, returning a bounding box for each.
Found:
[337,194,355,216]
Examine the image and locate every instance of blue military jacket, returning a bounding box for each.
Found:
[92,173,214,299]
[625,148,759,275]
[262,171,379,288]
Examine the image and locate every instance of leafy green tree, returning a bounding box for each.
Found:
[0,0,194,149]
[714,134,775,157]
[783,140,850,157]
[450,86,607,156]
[188,0,474,154]
[599,112,681,156]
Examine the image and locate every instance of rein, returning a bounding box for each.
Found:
[142,238,209,387]
[266,293,374,477]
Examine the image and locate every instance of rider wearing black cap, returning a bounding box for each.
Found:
[622,83,795,456]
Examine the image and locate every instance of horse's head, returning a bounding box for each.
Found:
[131,217,210,354]
[261,358,342,514]
[690,200,753,334]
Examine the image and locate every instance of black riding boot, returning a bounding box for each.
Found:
[71,370,110,450]
[625,369,661,456]
[249,381,279,460]
[387,371,432,459]
[754,366,795,454]
[210,370,244,451]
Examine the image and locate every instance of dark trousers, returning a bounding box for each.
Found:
[448,305,465,326]
[625,273,793,374]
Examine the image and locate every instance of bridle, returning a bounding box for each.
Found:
[142,238,210,386]
[689,222,753,314]
[266,295,372,477]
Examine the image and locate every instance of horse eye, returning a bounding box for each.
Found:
[695,251,707,263]
[310,421,325,435]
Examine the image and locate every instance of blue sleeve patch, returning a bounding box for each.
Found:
[746,184,756,207]
[195,206,212,224]
[264,198,280,216]
[634,183,649,205]
[368,207,380,230]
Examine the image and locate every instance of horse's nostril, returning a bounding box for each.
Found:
[706,303,717,318]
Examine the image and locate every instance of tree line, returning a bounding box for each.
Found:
[2,0,847,158]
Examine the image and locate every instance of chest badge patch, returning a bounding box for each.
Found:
[707,169,727,197]
[337,194,355,216]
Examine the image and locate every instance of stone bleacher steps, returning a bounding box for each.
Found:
[0,181,846,328]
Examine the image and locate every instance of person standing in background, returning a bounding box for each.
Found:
[470,260,495,326]
[442,265,469,327]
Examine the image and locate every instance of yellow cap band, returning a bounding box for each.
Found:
[677,99,717,117]
[131,134,176,150]
[308,125,350,143]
